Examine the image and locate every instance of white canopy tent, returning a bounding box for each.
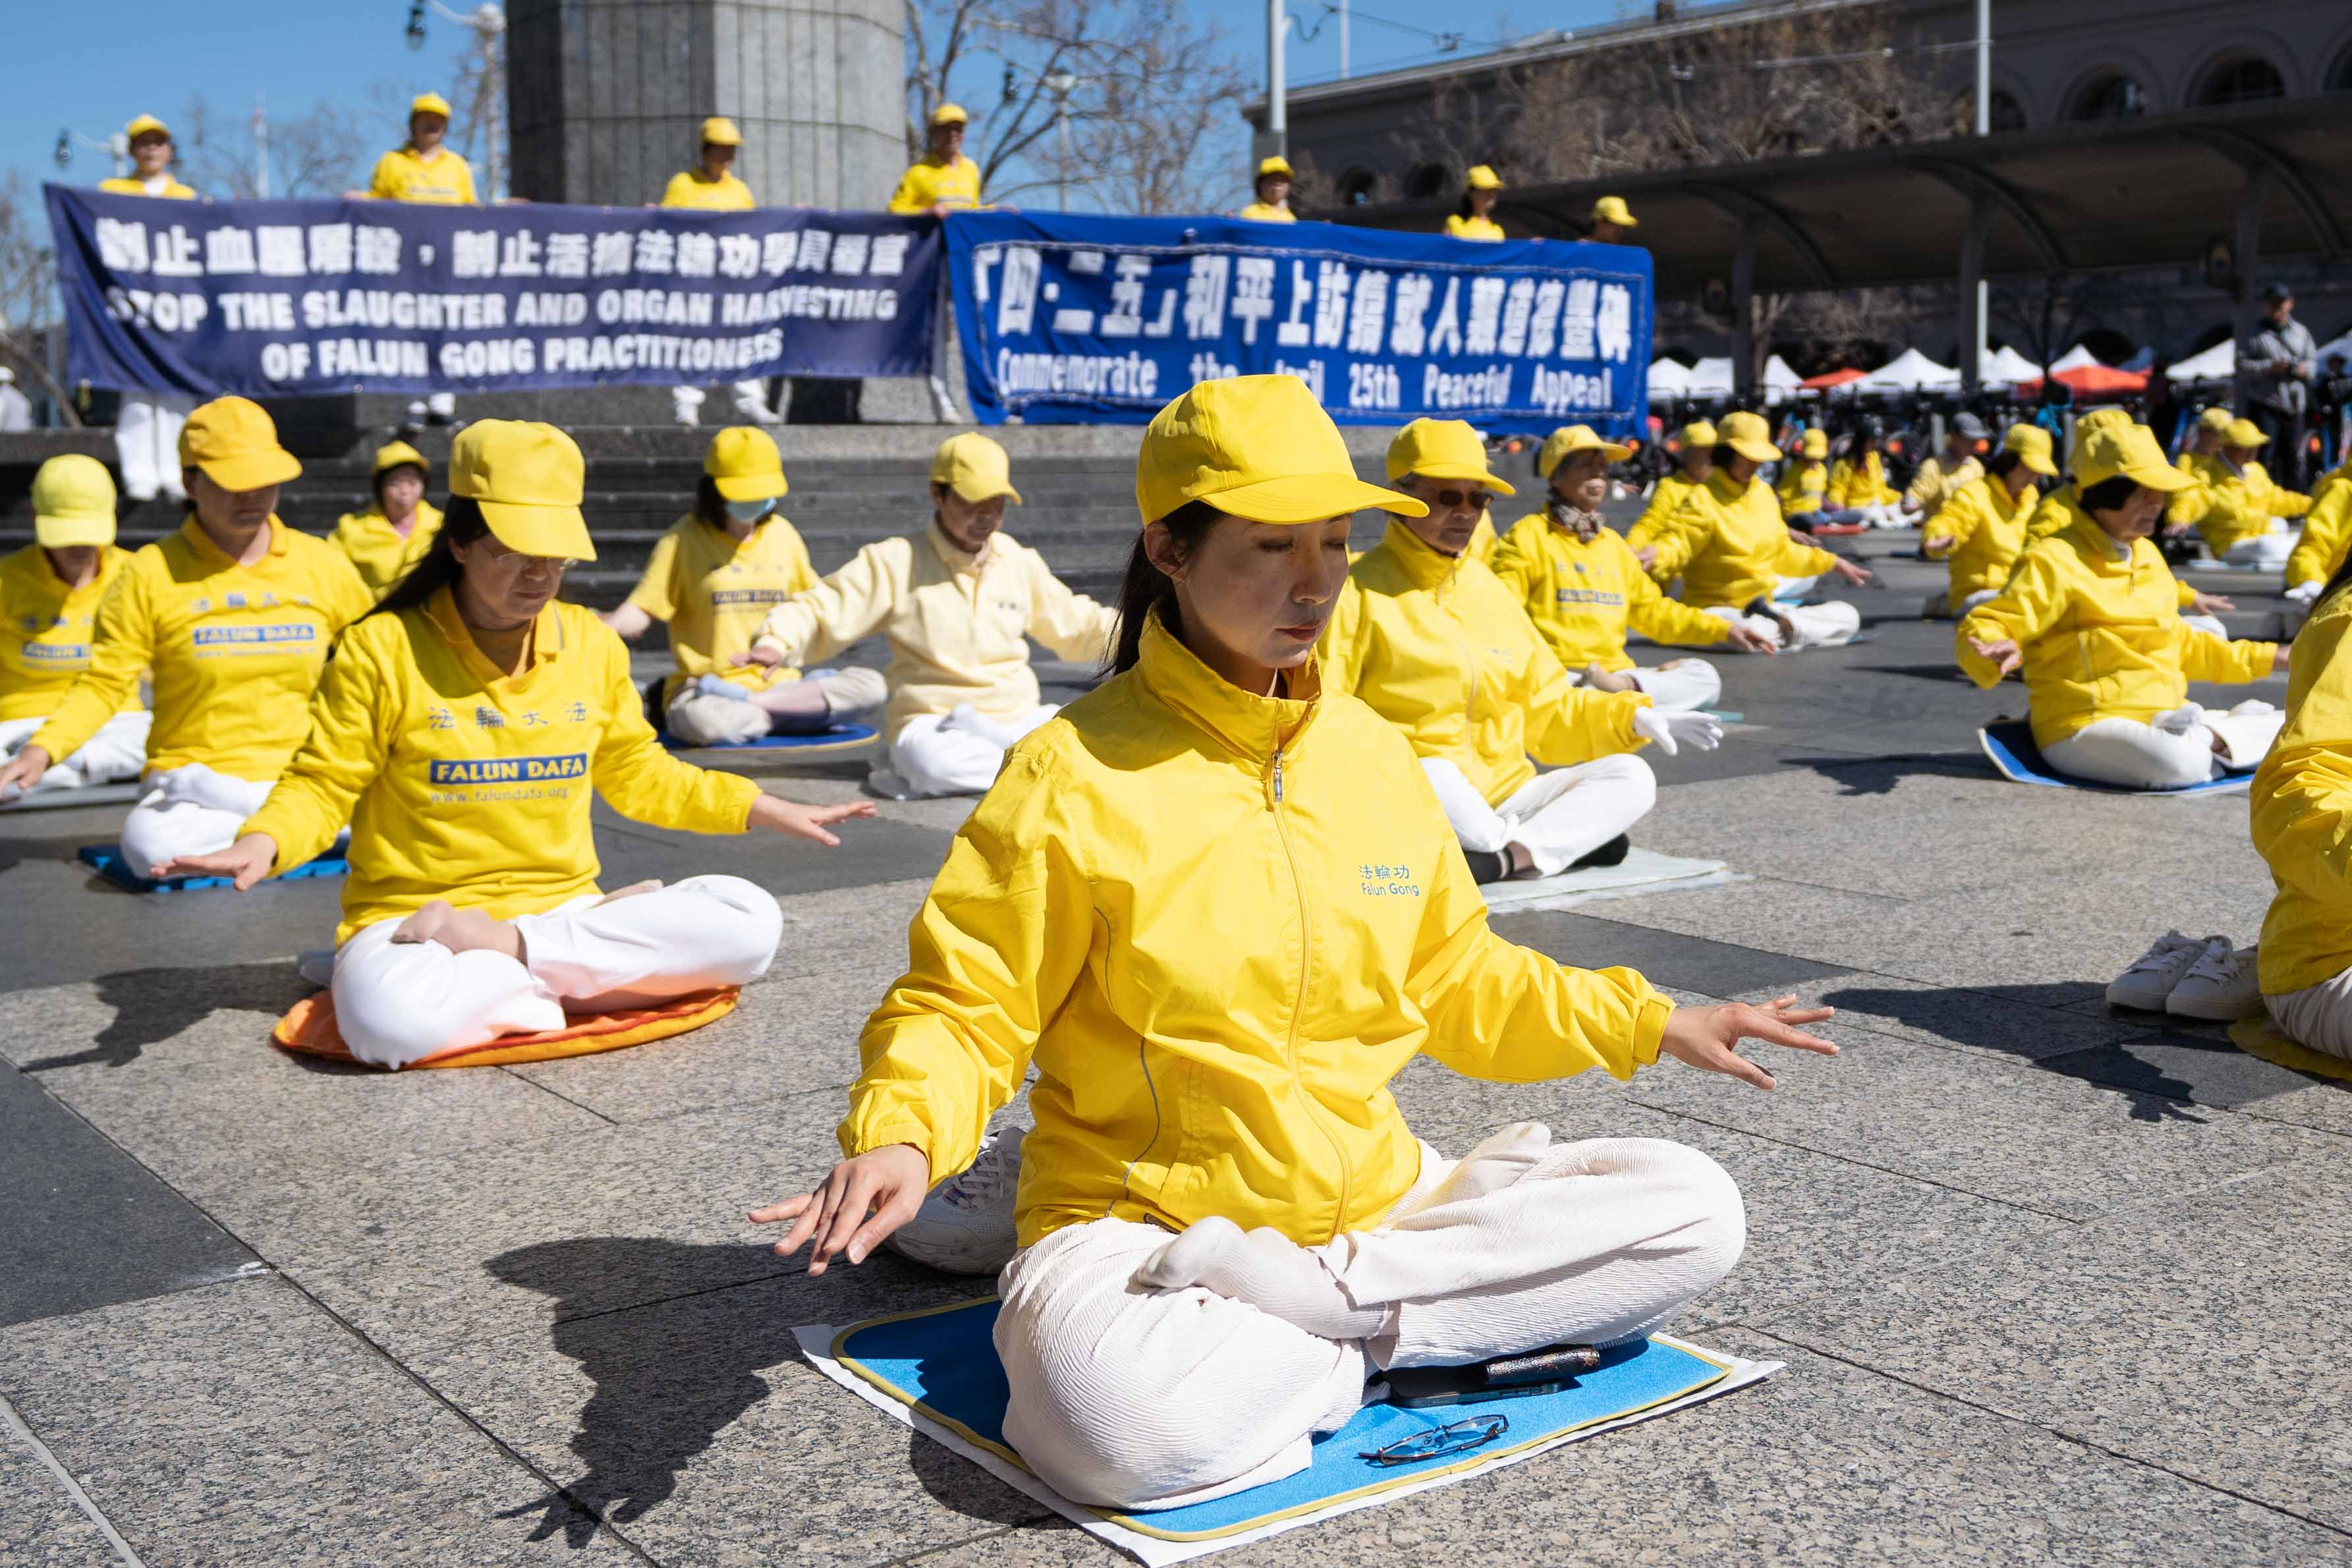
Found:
[1854,348,1960,393]
[2047,343,2105,374]
[1682,356,1736,398]
[1646,358,1692,403]
[2166,339,2234,382]
[1982,346,2043,387]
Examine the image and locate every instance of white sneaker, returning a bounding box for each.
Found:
[2106,930,2220,1011]
[2166,942,2262,1021]
[883,1125,1025,1275]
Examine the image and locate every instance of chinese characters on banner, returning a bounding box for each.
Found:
[45,185,942,397]
[944,212,1651,436]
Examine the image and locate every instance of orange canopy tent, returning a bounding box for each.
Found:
[1800,368,1866,389]
[2020,364,2149,398]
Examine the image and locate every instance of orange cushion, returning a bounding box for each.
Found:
[272,986,740,1070]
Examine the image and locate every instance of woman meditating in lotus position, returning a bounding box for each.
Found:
[160,422,869,1069]
[1958,420,2288,789]
[750,376,1836,1511]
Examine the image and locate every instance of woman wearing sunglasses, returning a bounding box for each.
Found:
[159,422,870,1068]
[752,377,1835,1509]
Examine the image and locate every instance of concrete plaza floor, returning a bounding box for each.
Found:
[6,531,2350,1567]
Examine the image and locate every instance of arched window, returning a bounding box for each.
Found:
[1337,168,1378,207]
[2195,55,2285,107]
[1988,90,2027,132]
[2331,44,2352,92]
[1403,162,1450,200]
[2067,72,2148,121]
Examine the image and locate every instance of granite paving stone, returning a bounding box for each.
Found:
[0,1414,122,1568]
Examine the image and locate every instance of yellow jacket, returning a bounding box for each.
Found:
[368,146,478,205]
[2164,451,2229,528]
[842,610,1673,1248]
[752,522,1115,732]
[2181,458,2312,555]
[887,155,982,214]
[1957,515,2276,749]
[1321,520,1651,807]
[30,517,372,779]
[659,170,755,210]
[2285,464,2352,590]
[1488,512,1732,672]
[1925,475,2038,614]
[331,502,443,600]
[2253,586,2352,994]
[1828,451,1897,508]
[1906,452,1983,518]
[0,543,141,722]
[2027,488,2200,609]
[1443,213,1505,241]
[1626,470,1705,559]
[1647,469,1841,609]
[1775,460,1828,516]
[97,177,196,198]
[243,591,760,945]
[1236,202,1296,223]
[628,513,819,704]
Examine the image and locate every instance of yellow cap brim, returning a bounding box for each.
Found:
[2020,453,2059,478]
[194,449,302,491]
[479,501,597,561]
[2121,464,2193,493]
[1202,472,1427,524]
[712,470,788,501]
[948,478,1022,505]
[1726,438,1781,462]
[34,514,115,548]
[1405,461,1517,497]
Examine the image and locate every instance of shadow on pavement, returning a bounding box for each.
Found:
[1781,753,1987,797]
[18,959,312,1073]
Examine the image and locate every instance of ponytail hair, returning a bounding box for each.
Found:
[372,495,493,619]
[1985,450,2027,482]
[1107,500,1224,675]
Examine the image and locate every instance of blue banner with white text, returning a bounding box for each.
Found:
[47,184,940,397]
[944,211,1650,436]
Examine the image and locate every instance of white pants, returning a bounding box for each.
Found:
[2266,968,2352,1061]
[2221,528,2296,570]
[328,874,782,1068]
[1705,600,1861,651]
[2039,708,2286,789]
[0,711,151,793]
[119,764,277,874]
[1420,754,1656,878]
[671,381,775,424]
[1623,658,1721,713]
[887,704,1057,798]
[994,1127,1743,1510]
[115,395,196,502]
[1772,573,1820,600]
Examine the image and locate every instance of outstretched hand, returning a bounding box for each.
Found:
[1658,995,1838,1090]
[0,746,51,798]
[1831,557,1874,586]
[749,1143,930,1275]
[748,793,876,847]
[1724,623,1776,655]
[152,831,278,889]
[1967,635,2022,677]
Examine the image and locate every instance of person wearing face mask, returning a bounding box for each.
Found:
[331,442,443,601]
[97,115,200,504]
[748,374,1838,1511]
[1324,418,1722,884]
[159,422,871,1069]
[2173,418,2312,570]
[741,433,1115,798]
[1490,425,1771,715]
[0,399,374,871]
[0,457,150,797]
[1958,421,2288,789]
[602,428,884,746]
[1645,411,1870,650]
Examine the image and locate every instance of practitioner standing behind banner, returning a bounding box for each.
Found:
[0,457,150,797]
[331,441,443,601]
[356,93,476,430]
[1588,196,1638,245]
[741,433,1115,798]
[662,117,782,428]
[0,399,373,868]
[96,114,198,504]
[158,420,872,1069]
[1443,166,1507,240]
[1235,156,1297,223]
[889,103,984,216]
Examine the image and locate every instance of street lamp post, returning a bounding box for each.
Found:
[1266,0,1287,159]
[1044,69,1077,213]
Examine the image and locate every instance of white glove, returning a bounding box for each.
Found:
[2152,704,2206,737]
[2285,580,2322,604]
[1633,707,1723,756]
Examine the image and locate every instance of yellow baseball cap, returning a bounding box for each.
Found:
[2224,417,2268,448]
[371,439,428,478]
[179,397,301,491]
[410,92,453,121]
[1257,155,1293,179]
[1800,428,1830,459]
[1716,409,1781,463]
[2000,424,2058,478]
[1138,376,1426,526]
[1465,165,1503,191]
[1389,418,1517,495]
[1677,420,1718,449]
[703,426,787,501]
[2196,405,2234,432]
[1536,424,1633,480]
[124,114,170,143]
[700,116,744,147]
[1592,195,1637,228]
[31,455,118,549]
[930,432,1022,504]
[2073,422,2192,493]
[930,102,969,127]
[449,421,596,559]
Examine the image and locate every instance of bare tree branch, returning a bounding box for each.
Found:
[0,175,78,424]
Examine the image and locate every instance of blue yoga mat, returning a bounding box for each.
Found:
[830,1298,1731,1544]
[77,844,349,895]
[1977,721,2251,795]
[656,722,878,753]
